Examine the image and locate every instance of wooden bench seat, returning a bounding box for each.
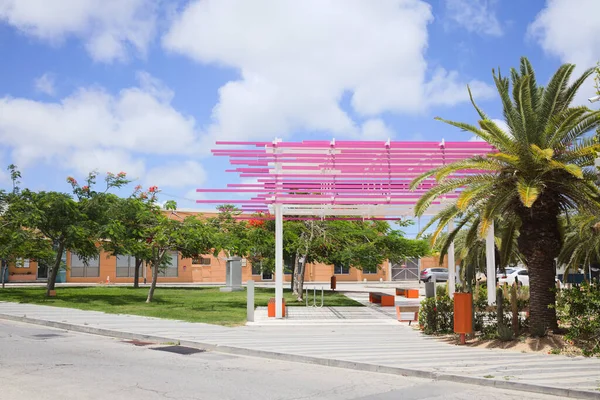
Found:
[368,292,395,307]
[396,305,420,325]
[396,288,419,298]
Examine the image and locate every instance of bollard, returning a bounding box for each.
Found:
[425,281,436,298]
[247,280,254,322]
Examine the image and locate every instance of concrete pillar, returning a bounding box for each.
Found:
[275,204,283,318]
[447,220,456,298]
[247,280,254,322]
[486,222,496,305]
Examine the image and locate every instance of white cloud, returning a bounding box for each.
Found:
[0,72,204,180]
[528,0,600,69]
[0,0,157,62]
[163,0,495,146]
[34,73,56,96]
[444,0,503,37]
[361,119,394,140]
[528,0,600,105]
[424,68,496,107]
[145,161,207,189]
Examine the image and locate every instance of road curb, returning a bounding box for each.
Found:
[1,313,598,400]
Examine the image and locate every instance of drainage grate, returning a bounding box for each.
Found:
[31,334,64,339]
[123,339,155,347]
[152,346,206,355]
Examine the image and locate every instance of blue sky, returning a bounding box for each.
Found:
[0,0,599,237]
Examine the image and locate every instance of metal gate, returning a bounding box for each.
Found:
[391,258,420,281]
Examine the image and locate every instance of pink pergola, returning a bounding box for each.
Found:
[197,139,496,317]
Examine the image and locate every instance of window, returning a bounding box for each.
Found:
[334,263,350,275]
[159,252,178,277]
[70,254,100,277]
[362,265,377,274]
[284,255,294,275]
[192,256,211,265]
[518,270,528,276]
[15,258,30,268]
[262,270,273,280]
[251,262,261,275]
[116,255,137,277]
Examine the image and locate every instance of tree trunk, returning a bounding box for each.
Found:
[133,257,142,288]
[517,198,561,334]
[296,257,307,301]
[46,242,65,297]
[146,250,164,303]
[292,251,301,295]
[290,253,298,291]
[1,261,6,289]
[146,262,159,303]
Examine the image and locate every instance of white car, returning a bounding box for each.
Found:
[498,268,529,286]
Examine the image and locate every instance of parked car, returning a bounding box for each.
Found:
[420,268,448,282]
[498,268,529,286]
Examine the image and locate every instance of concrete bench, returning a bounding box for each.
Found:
[369,292,395,307]
[396,305,420,325]
[396,288,419,298]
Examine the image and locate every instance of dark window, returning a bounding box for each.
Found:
[334,264,350,274]
[159,252,178,277]
[251,262,261,275]
[284,255,294,275]
[192,256,211,265]
[70,254,100,278]
[262,270,273,280]
[362,265,377,274]
[116,255,137,277]
[518,270,528,276]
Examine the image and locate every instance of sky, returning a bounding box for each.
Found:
[0,0,599,237]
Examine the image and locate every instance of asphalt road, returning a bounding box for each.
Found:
[0,320,561,400]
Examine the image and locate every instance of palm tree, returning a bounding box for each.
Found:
[411,57,600,334]
[424,211,523,291]
[558,213,600,278]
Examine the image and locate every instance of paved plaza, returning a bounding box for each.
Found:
[1,301,599,399]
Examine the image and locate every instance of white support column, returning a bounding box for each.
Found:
[447,220,456,298]
[486,222,496,305]
[275,204,284,319]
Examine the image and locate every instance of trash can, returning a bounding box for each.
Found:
[425,281,436,298]
[330,275,337,291]
[56,269,66,283]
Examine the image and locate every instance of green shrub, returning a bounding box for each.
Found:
[436,283,447,297]
[418,297,437,334]
[556,282,600,356]
[418,294,454,335]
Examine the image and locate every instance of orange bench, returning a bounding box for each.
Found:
[396,288,419,298]
[267,297,286,317]
[396,305,420,325]
[369,292,395,307]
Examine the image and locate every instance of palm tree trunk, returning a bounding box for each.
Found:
[517,200,561,334]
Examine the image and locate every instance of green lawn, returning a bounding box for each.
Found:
[0,286,362,326]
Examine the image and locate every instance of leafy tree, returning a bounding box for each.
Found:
[207,205,252,259]
[18,171,129,296]
[0,165,54,288]
[101,185,162,287]
[411,57,600,333]
[143,200,216,303]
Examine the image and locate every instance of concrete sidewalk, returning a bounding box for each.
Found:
[1,302,599,399]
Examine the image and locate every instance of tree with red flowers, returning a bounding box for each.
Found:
[17,171,129,296]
